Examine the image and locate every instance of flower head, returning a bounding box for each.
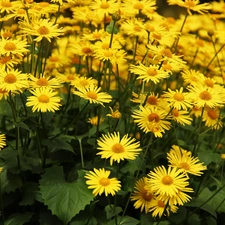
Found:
[0,134,6,150]
[85,168,121,196]
[26,87,61,113]
[97,132,142,165]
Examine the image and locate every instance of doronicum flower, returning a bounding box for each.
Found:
[73,84,112,106]
[0,134,6,150]
[106,107,122,119]
[97,132,142,165]
[167,145,207,176]
[85,168,121,196]
[26,87,61,113]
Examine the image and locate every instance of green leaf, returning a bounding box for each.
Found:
[19,182,39,206]
[39,166,94,225]
[108,216,140,225]
[42,137,74,153]
[153,221,170,225]
[13,121,30,131]
[198,151,221,165]
[105,204,122,219]
[5,213,33,225]
[187,214,201,225]
[106,21,118,34]
[0,169,23,193]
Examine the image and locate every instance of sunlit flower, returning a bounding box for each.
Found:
[26,87,61,113]
[132,105,171,138]
[167,145,207,176]
[73,84,112,106]
[0,55,20,70]
[147,166,190,197]
[167,0,211,15]
[97,132,142,165]
[181,69,205,86]
[130,63,170,84]
[131,177,154,213]
[202,107,223,130]
[163,87,192,110]
[85,168,121,196]
[20,18,64,42]
[170,108,193,126]
[0,68,28,92]
[0,0,22,13]
[0,37,29,56]
[0,134,6,150]
[71,76,98,89]
[0,88,8,100]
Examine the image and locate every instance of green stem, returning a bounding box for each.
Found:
[78,138,84,169]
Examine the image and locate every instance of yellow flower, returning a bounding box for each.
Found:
[163,87,192,110]
[0,88,9,100]
[132,105,171,138]
[97,132,142,165]
[88,116,104,126]
[181,69,205,86]
[0,134,6,150]
[167,145,207,176]
[85,168,121,196]
[73,84,112,106]
[170,108,193,126]
[147,166,190,197]
[0,55,20,70]
[131,177,154,213]
[0,37,29,57]
[71,76,98,89]
[0,68,28,92]
[106,107,122,119]
[0,0,22,13]
[130,63,170,84]
[26,87,61,113]
[167,0,211,15]
[187,84,224,108]
[20,18,64,42]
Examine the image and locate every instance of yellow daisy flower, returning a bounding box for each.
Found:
[20,18,64,42]
[147,166,190,197]
[132,105,171,138]
[167,0,211,15]
[181,69,205,86]
[167,145,207,176]
[97,132,142,165]
[73,84,112,106]
[170,108,193,126]
[187,84,224,108]
[202,107,223,130]
[88,116,104,126]
[131,177,154,214]
[29,74,62,89]
[130,63,170,84]
[85,168,121,196]
[0,68,28,92]
[0,55,20,70]
[163,87,192,110]
[0,37,29,57]
[0,0,22,13]
[0,88,9,100]
[26,87,61,113]
[71,76,98,89]
[106,107,122,119]
[149,196,178,217]
[0,134,6,150]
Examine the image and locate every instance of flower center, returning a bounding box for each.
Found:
[207,109,218,120]
[147,96,158,105]
[82,47,92,54]
[37,26,49,35]
[173,93,184,101]
[1,1,12,7]
[17,9,26,14]
[4,42,16,51]
[39,2,49,7]
[185,0,196,7]
[104,51,113,57]
[147,68,157,76]
[49,56,59,62]
[2,31,12,38]
[86,91,98,100]
[36,78,49,86]
[162,175,173,185]
[99,177,110,186]
[162,63,172,71]
[100,2,109,9]
[157,200,165,208]
[102,43,109,49]
[133,25,142,32]
[204,78,214,88]
[133,2,144,9]
[161,48,173,58]
[93,32,102,39]
[79,79,89,86]
[148,113,160,122]
[142,190,153,201]
[38,94,49,103]
[179,162,190,170]
[0,56,11,64]
[172,108,179,117]
[67,75,75,81]
[4,73,17,83]
[111,143,125,153]
[199,90,212,101]
[152,33,161,40]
